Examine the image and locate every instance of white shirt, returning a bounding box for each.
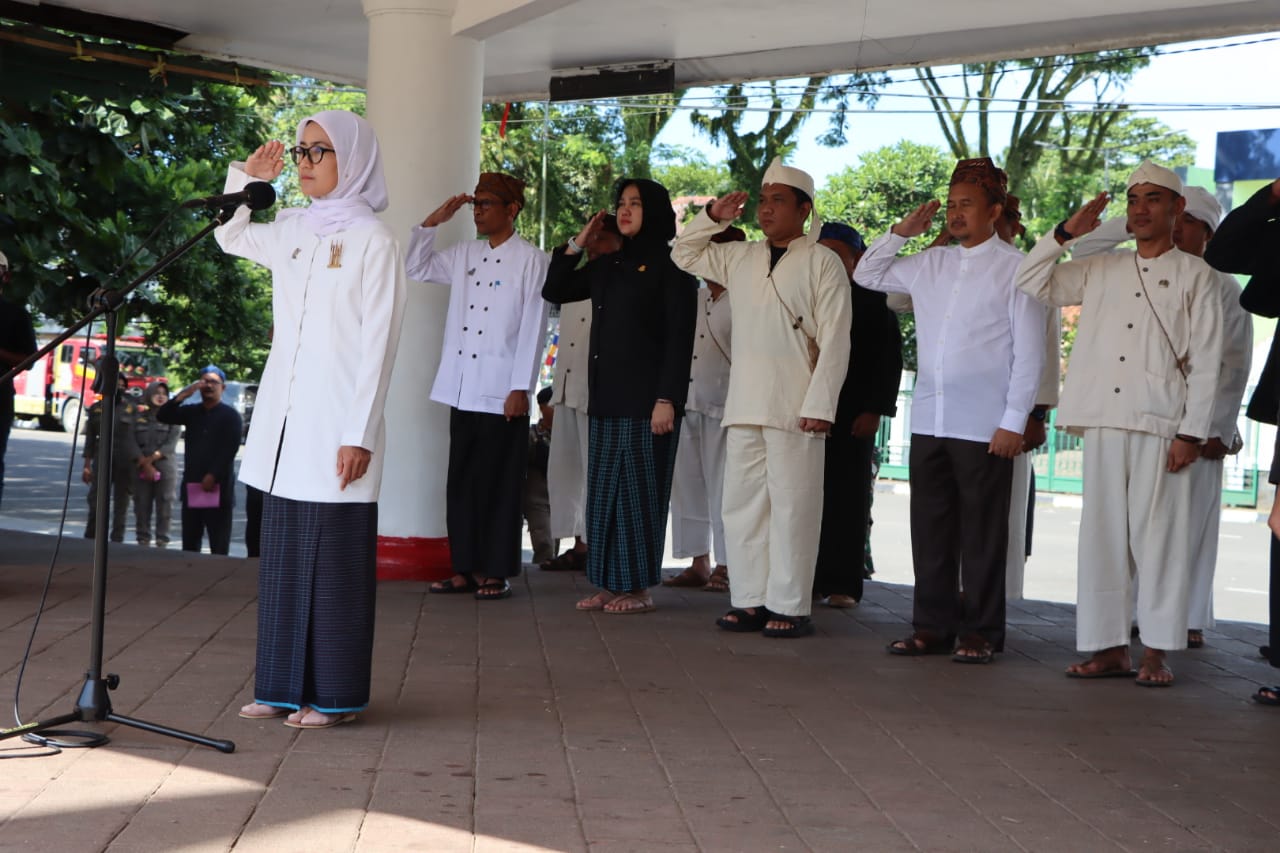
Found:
[858,231,1048,442]
[1016,231,1223,440]
[407,226,550,415]
[215,166,407,504]
[550,300,590,411]
[686,288,732,419]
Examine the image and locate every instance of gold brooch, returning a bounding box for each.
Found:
[638,264,647,272]
[328,241,343,269]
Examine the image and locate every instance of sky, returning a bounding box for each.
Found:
[653,32,1280,191]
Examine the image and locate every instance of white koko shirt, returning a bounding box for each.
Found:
[407,226,550,415]
[550,300,590,411]
[686,287,732,420]
[215,165,407,504]
[858,231,1048,442]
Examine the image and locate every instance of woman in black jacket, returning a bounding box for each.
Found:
[542,179,697,613]
[1204,178,1280,706]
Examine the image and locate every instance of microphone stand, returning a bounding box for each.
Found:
[0,206,241,754]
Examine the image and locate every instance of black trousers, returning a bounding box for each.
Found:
[814,429,875,600]
[245,485,264,558]
[909,434,1012,649]
[182,505,233,555]
[0,402,11,509]
[447,407,528,579]
[1270,534,1280,670]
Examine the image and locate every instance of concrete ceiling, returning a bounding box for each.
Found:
[6,0,1280,97]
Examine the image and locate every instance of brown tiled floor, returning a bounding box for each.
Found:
[1,530,1277,852]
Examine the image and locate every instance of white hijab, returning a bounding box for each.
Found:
[278,110,388,237]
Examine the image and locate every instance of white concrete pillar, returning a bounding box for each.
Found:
[363,0,482,579]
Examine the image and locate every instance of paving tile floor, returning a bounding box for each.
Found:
[1,530,1278,853]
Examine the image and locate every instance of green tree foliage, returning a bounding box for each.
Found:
[913,48,1159,195]
[0,79,274,381]
[816,141,956,372]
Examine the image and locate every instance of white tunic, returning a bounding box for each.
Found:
[1017,231,1223,440]
[671,208,851,431]
[686,288,732,420]
[550,300,591,411]
[406,226,550,415]
[858,232,1047,441]
[214,166,407,504]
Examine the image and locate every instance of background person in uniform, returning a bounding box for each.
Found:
[409,172,550,601]
[129,381,180,546]
[157,365,243,555]
[523,386,557,564]
[541,215,623,572]
[0,249,37,509]
[83,372,140,542]
[812,222,903,609]
[664,226,744,592]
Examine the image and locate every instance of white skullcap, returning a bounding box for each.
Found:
[1127,159,1183,196]
[1181,185,1222,232]
[761,157,822,242]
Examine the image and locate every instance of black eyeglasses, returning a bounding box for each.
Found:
[468,199,504,210]
[289,145,336,165]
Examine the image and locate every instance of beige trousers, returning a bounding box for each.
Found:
[670,410,728,562]
[722,425,826,617]
[1078,428,1194,652]
[547,405,590,542]
[1186,455,1222,631]
[1005,452,1032,601]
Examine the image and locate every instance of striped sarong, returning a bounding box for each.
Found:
[254,494,377,713]
[586,416,680,592]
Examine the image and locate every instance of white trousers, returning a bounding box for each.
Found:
[1005,453,1032,601]
[1078,428,1195,652]
[722,425,826,617]
[670,410,728,563]
[547,405,590,542]
[1185,456,1222,630]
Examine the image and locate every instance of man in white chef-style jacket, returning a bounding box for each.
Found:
[1016,161,1224,687]
[407,172,551,600]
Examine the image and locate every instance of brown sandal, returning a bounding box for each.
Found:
[702,565,729,593]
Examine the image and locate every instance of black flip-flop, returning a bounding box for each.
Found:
[952,636,995,664]
[474,579,512,601]
[1065,666,1137,679]
[429,575,479,595]
[716,608,769,632]
[886,633,952,657]
[1252,686,1280,706]
[762,614,814,639]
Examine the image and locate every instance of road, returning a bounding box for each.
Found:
[1,425,1273,625]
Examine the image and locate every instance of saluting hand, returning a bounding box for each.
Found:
[708,192,749,224]
[245,141,286,181]
[1061,192,1110,242]
[570,211,608,253]
[891,201,941,239]
[422,194,472,228]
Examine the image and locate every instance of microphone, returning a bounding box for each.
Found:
[182,181,277,212]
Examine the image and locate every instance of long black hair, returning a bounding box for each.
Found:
[613,178,676,248]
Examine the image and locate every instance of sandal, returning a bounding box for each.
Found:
[576,590,618,611]
[540,548,585,572]
[1252,686,1280,706]
[662,567,709,588]
[1135,656,1174,688]
[239,702,290,720]
[1187,630,1204,649]
[762,614,814,639]
[474,578,512,601]
[283,710,358,730]
[429,574,478,595]
[603,593,655,614]
[952,634,995,664]
[703,565,730,593]
[886,631,952,656]
[820,594,858,609]
[716,607,769,632]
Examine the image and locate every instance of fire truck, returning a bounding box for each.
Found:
[11,334,168,433]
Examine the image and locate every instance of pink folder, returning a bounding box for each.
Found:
[186,483,221,509]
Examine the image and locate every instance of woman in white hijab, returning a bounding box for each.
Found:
[218,110,407,729]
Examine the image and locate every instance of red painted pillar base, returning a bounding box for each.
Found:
[376,536,453,582]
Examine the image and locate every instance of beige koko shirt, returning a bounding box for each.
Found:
[671,208,851,432]
[550,300,591,411]
[685,287,732,420]
[1016,231,1223,440]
